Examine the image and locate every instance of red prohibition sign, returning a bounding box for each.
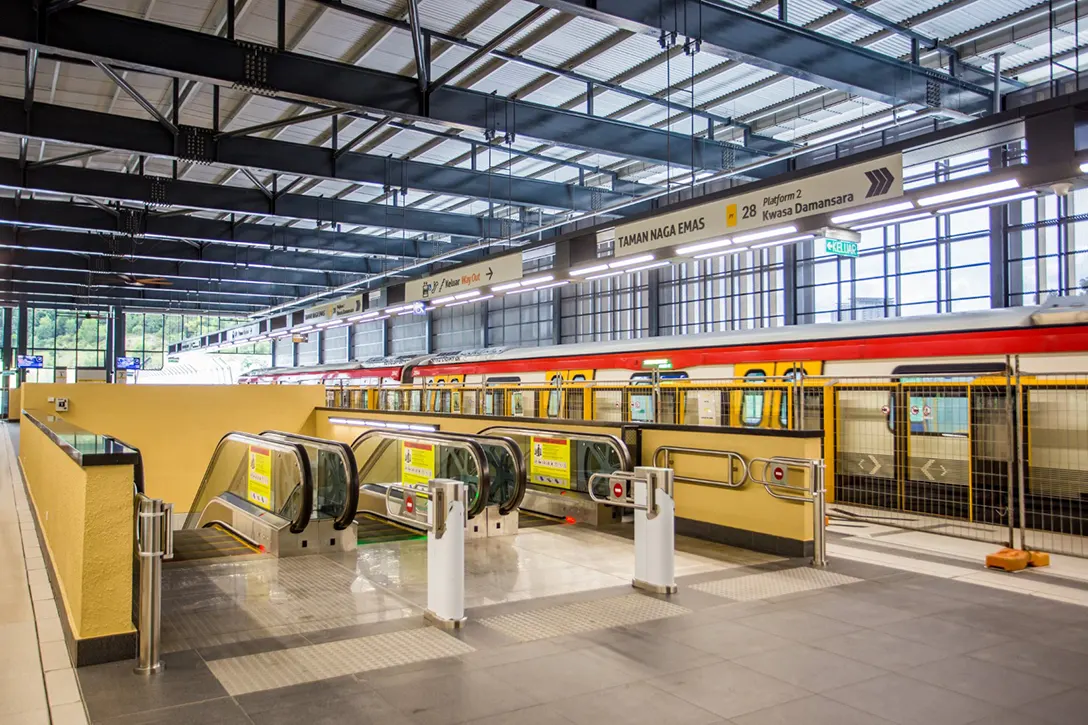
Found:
[773,466,785,481]
[405,495,415,514]
[613,482,624,499]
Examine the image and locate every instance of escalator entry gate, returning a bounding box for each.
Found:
[590,466,677,595]
[385,478,467,629]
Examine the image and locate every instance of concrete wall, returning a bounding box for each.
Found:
[21,384,325,508]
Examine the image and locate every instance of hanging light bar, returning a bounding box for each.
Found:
[830,201,915,224]
[917,178,1020,207]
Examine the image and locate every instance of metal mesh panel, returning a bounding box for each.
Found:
[322,324,349,364]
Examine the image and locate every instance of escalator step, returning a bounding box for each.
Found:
[356,513,425,545]
[168,526,259,563]
[518,510,565,529]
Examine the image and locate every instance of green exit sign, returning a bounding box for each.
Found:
[824,238,859,258]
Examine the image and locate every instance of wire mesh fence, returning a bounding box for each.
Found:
[319,363,1088,557]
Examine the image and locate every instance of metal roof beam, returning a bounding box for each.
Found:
[0,269,296,301]
[525,0,995,113]
[0,289,263,313]
[0,226,389,275]
[0,1,760,171]
[0,247,341,290]
[0,157,521,241]
[0,95,624,213]
[0,198,453,260]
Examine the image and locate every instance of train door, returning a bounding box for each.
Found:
[775,362,824,430]
[900,379,972,518]
[543,369,596,420]
[484,376,518,416]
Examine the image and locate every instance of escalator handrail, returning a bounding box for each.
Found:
[350,430,492,519]
[259,430,360,530]
[107,434,145,496]
[185,431,314,535]
[479,426,635,472]
[440,433,526,515]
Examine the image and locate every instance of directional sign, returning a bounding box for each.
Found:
[613,153,903,257]
[404,254,522,302]
[824,238,859,258]
[919,459,948,482]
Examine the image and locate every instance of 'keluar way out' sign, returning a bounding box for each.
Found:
[613,153,903,257]
[404,255,522,302]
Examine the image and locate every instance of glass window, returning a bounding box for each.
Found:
[742,370,766,427]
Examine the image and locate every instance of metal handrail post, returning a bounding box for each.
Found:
[812,461,827,568]
[134,495,171,675]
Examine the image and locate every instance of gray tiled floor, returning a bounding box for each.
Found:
[71,539,1088,725]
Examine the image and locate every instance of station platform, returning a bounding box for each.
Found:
[5,424,1088,725]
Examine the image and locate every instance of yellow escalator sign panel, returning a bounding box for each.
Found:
[247,445,272,508]
[530,436,571,489]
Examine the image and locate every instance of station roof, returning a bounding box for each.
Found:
[0,0,1079,315]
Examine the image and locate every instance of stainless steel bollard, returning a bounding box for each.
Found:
[134,496,170,675]
[811,462,827,568]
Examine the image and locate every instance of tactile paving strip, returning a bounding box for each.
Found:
[479,593,690,642]
[692,567,862,601]
[207,626,474,695]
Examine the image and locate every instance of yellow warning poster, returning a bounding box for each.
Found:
[530,436,571,489]
[401,441,435,486]
[247,445,272,508]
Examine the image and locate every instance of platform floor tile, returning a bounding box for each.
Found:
[693,567,861,601]
[206,626,473,695]
[479,592,689,642]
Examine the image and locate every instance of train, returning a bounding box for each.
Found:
[238,299,1088,534]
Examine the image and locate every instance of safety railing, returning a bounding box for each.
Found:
[652,446,748,488]
[259,431,359,530]
[351,430,491,520]
[748,456,827,567]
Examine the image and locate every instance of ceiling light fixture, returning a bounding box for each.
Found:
[917,178,1020,207]
[607,253,655,269]
[733,225,799,244]
[849,212,934,230]
[830,201,916,224]
[490,281,523,292]
[568,263,609,277]
[676,238,732,255]
[935,191,1038,216]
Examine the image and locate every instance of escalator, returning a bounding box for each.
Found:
[480,426,633,528]
[172,431,357,562]
[350,430,525,543]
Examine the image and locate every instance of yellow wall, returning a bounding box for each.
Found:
[315,409,819,544]
[7,387,21,420]
[21,384,324,508]
[19,418,136,640]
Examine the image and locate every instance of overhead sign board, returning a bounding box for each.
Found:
[613,153,903,257]
[405,255,522,302]
[304,294,364,323]
[226,323,260,342]
[368,288,387,310]
[16,355,43,369]
[181,339,200,351]
[824,238,859,258]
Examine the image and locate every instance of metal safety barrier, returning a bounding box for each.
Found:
[134,494,173,675]
[589,466,677,594]
[384,479,466,628]
[748,456,827,567]
[652,446,749,488]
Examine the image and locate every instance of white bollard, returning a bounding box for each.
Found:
[632,466,677,594]
[425,479,466,628]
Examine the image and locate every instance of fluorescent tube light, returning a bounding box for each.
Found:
[733,225,798,244]
[491,281,522,292]
[917,178,1020,207]
[935,191,1038,215]
[585,260,669,281]
[568,263,609,276]
[608,253,655,268]
[520,274,554,286]
[1080,161,1088,174]
[428,294,457,305]
[750,233,815,249]
[830,201,915,224]
[849,212,933,230]
[453,290,481,300]
[676,238,732,255]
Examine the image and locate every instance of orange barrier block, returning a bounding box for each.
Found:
[986,548,1030,572]
[1028,551,1051,568]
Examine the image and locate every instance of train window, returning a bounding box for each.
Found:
[629,372,689,382]
[889,377,971,435]
[409,389,422,412]
[546,374,563,418]
[742,370,766,427]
